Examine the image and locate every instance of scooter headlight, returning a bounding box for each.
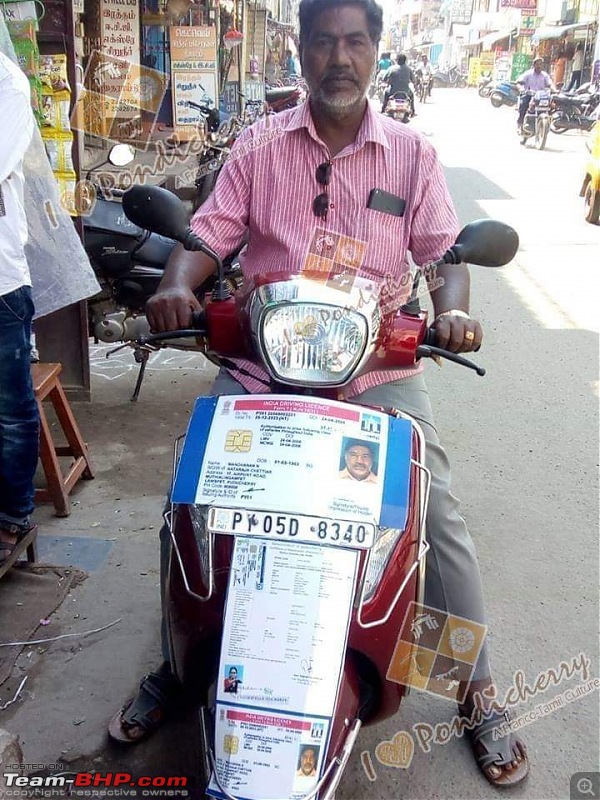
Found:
[259,303,368,386]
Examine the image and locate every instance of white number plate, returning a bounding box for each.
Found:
[538,100,550,106]
[207,507,375,549]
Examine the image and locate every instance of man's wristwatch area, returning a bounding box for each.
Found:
[434,309,471,322]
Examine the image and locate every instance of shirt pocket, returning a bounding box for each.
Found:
[362,207,407,277]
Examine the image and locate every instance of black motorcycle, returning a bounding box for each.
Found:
[550,88,600,134]
[83,145,241,358]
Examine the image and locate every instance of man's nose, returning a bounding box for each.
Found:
[329,39,352,67]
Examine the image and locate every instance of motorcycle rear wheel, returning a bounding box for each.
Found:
[490,93,504,108]
[550,117,569,134]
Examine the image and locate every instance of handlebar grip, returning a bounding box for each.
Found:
[424,326,437,347]
[424,324,481,352]
[191,311,206,329]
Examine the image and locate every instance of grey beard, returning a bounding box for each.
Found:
[308,81,368,119]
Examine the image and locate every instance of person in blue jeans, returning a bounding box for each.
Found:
[0,51,38,564]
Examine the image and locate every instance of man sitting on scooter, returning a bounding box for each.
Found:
[381,53,416,116]
[516,57,555,129]
[108,0,529,787]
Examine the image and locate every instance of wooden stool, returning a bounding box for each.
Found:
[0,526,38,580]
[32,363,94,517]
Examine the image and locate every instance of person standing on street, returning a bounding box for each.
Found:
[0,51,38,566]
[565,43,584,91]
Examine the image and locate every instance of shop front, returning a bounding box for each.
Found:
[532,21,599,84]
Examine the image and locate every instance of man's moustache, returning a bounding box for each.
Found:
[322,73,359,85]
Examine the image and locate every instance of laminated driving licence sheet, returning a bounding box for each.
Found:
[172,394,412,530]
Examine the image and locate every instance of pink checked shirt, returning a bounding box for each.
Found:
[191,100,459,397]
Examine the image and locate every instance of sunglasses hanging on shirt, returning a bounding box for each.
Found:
[313,160,332,221]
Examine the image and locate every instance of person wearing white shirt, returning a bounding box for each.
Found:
[566,43,584,91]
[0,50,38,565]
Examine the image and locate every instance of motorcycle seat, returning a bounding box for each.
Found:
[555,94,588,106]
[265,86,298,103]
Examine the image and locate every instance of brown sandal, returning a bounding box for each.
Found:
[108,666,181,744]
[462,708,529,787]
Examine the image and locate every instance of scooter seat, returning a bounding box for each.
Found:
[265,86,298,103]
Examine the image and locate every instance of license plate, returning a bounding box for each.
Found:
[207,507,376,549]
[538,101,550,107]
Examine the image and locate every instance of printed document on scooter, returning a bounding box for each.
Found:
[207,536,357,800]
[208,706,330,800]
[172,395,412,530]
[216,537,358,715]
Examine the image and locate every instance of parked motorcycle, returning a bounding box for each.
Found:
[118,183,519,800]
[83,145,242,399]
[519,89,552,149]
[384,91,412,123]
[550,88,600,134]
[489,80,520,108]
[432,65,468,88]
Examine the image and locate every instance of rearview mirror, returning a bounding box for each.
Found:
[450,219,519,267]
[122,185,190,241]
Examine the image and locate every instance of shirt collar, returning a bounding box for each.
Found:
[283,99,390,151]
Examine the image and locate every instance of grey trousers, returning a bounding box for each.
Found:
[161,370,491,681]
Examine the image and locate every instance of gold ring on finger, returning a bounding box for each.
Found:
[464,331,475,341]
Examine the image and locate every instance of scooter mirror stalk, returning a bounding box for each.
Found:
[443,219,519,267]
[122,185,231,300]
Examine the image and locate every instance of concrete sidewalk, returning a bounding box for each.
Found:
[0,346,220,797]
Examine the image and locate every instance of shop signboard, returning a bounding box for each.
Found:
[494,51,512,80]
[450,0,473,24]
[170,26,218,140]
[220,80,240,116]
[500,0,537,8]
[468,56,481,85]
[480,51,496,74]
[519,10,537,33]
[511,52,531,79]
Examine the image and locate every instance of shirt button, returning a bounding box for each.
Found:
[330,203,335,209]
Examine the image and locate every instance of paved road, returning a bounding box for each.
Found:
[2,89,597,800]
[337,88,599,800]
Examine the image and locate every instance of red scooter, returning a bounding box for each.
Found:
[120,186,518,800]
